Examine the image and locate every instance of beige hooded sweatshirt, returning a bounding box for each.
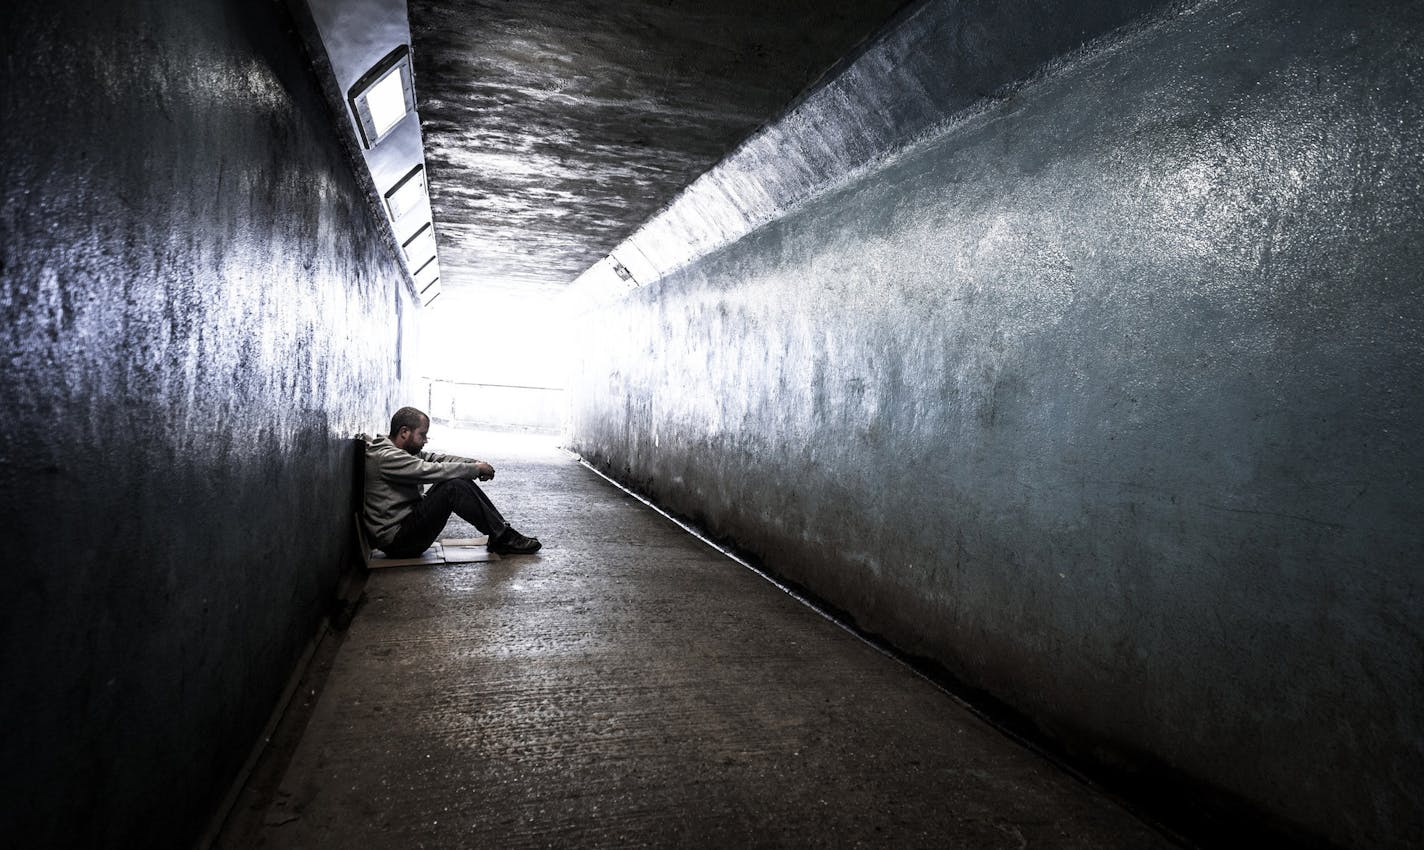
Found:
[363,434,486,547]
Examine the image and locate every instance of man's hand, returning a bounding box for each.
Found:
[474,461,496,481]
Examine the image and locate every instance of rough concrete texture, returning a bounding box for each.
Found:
[568,0,1424,846]
[0,0,412,845]
[592,0,1178,287]
[407,0,910,291]
[225,430,1173,849]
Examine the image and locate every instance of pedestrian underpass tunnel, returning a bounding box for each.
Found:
[2,0,1421,847]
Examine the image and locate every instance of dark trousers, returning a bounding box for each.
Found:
[383,479,509,557]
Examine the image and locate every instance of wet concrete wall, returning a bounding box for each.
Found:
[569,0,1424,846]
[0,0,411,845]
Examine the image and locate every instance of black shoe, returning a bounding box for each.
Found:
[488,527,542,555]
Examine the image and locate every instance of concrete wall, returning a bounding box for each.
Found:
[568,0,1424,846]
[0,0,411,845]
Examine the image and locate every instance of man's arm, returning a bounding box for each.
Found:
[420,449,496,481]
[418,449,470,464]
[379,448,491,483]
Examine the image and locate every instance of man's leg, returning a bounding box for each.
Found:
[383,479,510,557]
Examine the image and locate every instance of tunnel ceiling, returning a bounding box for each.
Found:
[407,0,910,293]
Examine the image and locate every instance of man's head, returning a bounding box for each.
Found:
[389,406,430,455]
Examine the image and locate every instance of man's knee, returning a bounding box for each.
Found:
[428,478,489,509]
[430,477,479,496]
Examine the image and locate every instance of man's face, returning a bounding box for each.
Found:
[401,419,430,454]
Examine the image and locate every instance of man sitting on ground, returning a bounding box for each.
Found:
[364,406,542,557]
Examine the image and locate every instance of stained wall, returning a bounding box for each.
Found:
[568,0,1424,845]
[0,0,412,844]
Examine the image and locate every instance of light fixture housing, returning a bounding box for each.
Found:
[349,45,416,148]
[401,222,437,265]
[420,281,442,306]
[611,257,635,283]
[384,165,427,221]
[412,256,440,289]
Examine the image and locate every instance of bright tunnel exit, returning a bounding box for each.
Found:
[413,284,572,434]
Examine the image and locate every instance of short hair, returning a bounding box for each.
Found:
[389,406,429,437]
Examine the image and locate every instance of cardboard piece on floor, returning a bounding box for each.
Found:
[442,536,490,547]
[442,545,499,564]
[369,542,446,569]
[437,535,497,564]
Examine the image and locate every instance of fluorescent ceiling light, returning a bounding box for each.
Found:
[367,69,407,136]
[349,46,416,148]
[413,257,439,289]
[402,222,437,265]
[384,165,427,221]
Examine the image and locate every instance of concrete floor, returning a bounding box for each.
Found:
[216,428,1176,848]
